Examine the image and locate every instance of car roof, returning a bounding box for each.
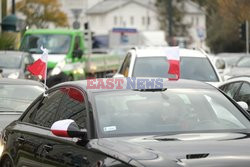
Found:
[132,47,206,58]
[219,76,250,85]
[0,78,44,87]
[0,51,29,57]
[53,78,216,94]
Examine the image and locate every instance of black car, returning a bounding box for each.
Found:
[1,78,250,167]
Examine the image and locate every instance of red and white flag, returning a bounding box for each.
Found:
[27,46,48,79]
[166,47,180,80]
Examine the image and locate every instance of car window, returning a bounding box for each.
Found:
[29,89,66,128]
[222,82,242,98]
[95,89,250,137]
[56,88,87,129]
[236,57,250,67]
[132,57,219,82]
[119,54,131,77]
[235,82,250,110]
[180,57,219,82]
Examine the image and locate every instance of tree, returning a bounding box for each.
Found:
[192,0,250,53]
[155,0,190,44]
[16,0,68,28]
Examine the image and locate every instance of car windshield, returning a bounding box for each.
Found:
[0,54,22,69]
[236,57,250,68]
[20,34,71,54]
[0,85,44,112]
[95,89,250,137]
[132,57,219,82]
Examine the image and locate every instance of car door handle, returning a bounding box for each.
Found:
[43,144,53,152]
[17,137,25,144]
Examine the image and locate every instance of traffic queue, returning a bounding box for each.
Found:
[1,44,250,167]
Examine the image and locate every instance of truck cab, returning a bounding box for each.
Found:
[20,29,86,86]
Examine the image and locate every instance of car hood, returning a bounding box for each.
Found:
[0,112,22,131]
[32,54,65,63]
[1,68,20,77]
[94,132,250,167]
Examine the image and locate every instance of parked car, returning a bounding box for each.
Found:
[0,78,45,133]
[223,56,250,80]
[1,78,250,166]
[218,76,250,110]
[113,47,222,86]
[0,51,35,79]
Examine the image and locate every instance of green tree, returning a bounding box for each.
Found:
[155,0,189,43]
[0,33,16,50]
[192,0,250,53]
[16,0,68,28]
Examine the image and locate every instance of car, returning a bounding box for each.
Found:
[0,78,45,133]
[218,76,250,110]
[223,56,250,80]
[215,53,245,68]
[113,47,222,86]
[1,78,250,166]
[0,51,35,79]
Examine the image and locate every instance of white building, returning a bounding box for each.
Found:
[180,0,207,50]
[86,0,159,35]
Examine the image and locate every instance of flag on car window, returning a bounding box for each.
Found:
[166,47,180,80]
[27,47,48,79]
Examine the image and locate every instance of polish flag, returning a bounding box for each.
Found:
[166,47,180,80]
[27,47,48,79]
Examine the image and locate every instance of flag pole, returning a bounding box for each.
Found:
[41,46,48,96]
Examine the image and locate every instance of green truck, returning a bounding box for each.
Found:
[20,29,122,86]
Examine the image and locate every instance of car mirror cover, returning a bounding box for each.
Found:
[51,119,83,138]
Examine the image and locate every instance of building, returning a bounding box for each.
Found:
[180,0,207,49]
[86,0,159,35]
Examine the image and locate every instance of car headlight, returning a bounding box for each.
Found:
[8,72,20,79]
[51,59,66,76]
[51,67,61,76]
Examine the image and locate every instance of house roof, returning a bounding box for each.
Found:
[86,0,156,15]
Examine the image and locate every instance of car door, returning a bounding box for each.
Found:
[219,81,242,99]
[234,82,250,110]
[41,87,105,167]
[14,88,67,167]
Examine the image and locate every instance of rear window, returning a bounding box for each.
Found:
[132,57,219,82]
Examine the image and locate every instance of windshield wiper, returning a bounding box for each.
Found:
[133,88,167,92]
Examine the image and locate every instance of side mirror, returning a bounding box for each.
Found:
[51,119,87,138]
[73,49,83,59]
[0,69,2,73]
[215,58,226,70]
[237,101,248,110]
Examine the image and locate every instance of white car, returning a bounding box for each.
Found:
[114,47,222,86]
[218,76,250,110]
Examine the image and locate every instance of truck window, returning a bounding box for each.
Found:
[20,34,72,54]
[74,36,81,50]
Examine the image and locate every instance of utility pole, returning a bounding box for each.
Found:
[12,0,15,14]
[167,0,173,46]
[246,20,249,55]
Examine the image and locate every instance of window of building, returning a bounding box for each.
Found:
[114,16,117,25]
[142,16,145,25]
[147,16,150,26]
[130,16,134,25]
